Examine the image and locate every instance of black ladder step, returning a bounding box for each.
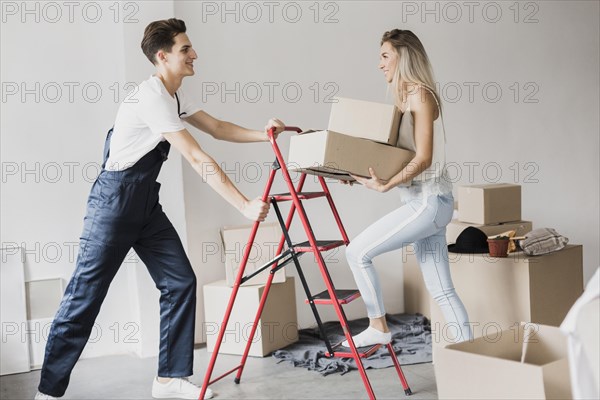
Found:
[306,289,361,305]
[293,240,345,252]
[272,191,327,201]
[326,342,382,358]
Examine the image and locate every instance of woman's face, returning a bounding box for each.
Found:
[378,41,398,84]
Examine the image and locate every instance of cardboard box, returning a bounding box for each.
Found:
[435,323,572,399]
[402,245,430,317]
[430,245,583,351]
[204,277,298,357]
[458,184,521,224]
[446,219,533,244]
[328,97,401,145]
[221,222,285,287]
[288,130,415,182]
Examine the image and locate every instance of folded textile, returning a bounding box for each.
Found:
[272,313,431,375]
[520,227,569,256]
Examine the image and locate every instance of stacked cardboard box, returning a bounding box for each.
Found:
[404,184,535,317]
[404,183,584,398]
[430,245,583,353]
[287,97,415,181]
[457,183,522,225]
[402,183,583,344]
[445,219,533,245]
[221,222,285,287]
[204,277,298,357]
[203,224,298,357]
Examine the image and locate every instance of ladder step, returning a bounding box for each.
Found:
[239,250,302,284]
[293,240,345,252]
[306,289,361,305]
[271,191,327,201]
[326,343,382,358]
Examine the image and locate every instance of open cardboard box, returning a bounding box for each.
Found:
[435,323,572,399]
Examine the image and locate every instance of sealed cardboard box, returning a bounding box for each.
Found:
[328,97,401,145]
[204,277,298,357]
[402,245,430,317]
[221,222,285,287]
[458,183,521,224]
[430,245,583,351]
[288,130,414,182]
[404,219,533,317]
[446,219,533,244]
[435,323,572,399]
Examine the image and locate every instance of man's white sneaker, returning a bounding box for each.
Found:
[151,377,213,400]
[34,392,57,400]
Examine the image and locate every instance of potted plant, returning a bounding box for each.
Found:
[487,235,510,257]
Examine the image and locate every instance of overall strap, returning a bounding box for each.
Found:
[103,91,184,170]
[101,128,114,169]
[174,92,187,118]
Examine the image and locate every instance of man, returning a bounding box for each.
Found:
[35,18,284,400]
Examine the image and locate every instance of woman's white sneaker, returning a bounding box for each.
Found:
[342,326,392,348]
[151,377,213,399]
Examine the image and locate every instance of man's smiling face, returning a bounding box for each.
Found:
[157,32,198,77]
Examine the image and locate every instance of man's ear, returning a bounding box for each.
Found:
[156,50,167,64]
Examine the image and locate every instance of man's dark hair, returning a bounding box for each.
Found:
[141,18,187,65]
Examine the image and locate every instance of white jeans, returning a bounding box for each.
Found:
[346,192,473,342]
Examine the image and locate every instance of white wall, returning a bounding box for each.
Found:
[1,1,598,358]
[2,1,132,358]
[176,0,600,339]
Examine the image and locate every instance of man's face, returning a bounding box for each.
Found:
[159,33,198,76]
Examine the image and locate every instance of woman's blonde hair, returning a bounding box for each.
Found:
[381,29,441,110]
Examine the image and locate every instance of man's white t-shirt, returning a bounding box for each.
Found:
[105,75,202,171]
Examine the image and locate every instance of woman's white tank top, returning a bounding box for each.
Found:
[395,86,452,198]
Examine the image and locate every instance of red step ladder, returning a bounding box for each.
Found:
[199,127,412,400]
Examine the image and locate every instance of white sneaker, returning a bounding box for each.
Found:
[34,392,57,400]
[342,326,392,348]
[151,377,213,399]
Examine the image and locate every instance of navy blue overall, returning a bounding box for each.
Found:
[39,96,196,398]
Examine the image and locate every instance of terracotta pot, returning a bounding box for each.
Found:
[487,238,510,257]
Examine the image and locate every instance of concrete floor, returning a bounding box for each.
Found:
[1,345,438,399]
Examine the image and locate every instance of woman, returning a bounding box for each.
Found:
[342,29,472,348]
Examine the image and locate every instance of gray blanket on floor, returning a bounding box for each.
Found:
[272,313,431,375]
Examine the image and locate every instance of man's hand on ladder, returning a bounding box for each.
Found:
[241,197,270,221]
[264,118,285,141]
